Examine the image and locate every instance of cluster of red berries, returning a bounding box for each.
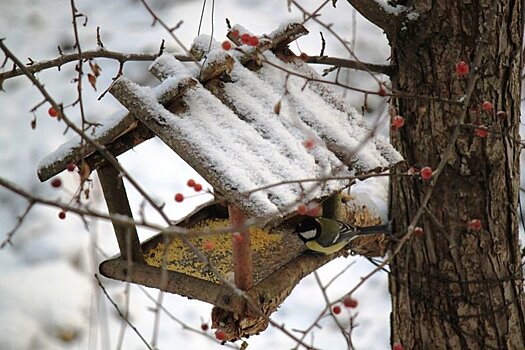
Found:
[174,179,203,203]
[343,297,358,308]
[223,30,259,49]
[407,166,432,181]
[50,177,68,220]
[240,33,259,46]
[187,179,203,192]
[333,297,358,315]
[393,343,404,350]
[296,203,320,217]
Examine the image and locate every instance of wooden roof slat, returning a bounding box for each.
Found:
[37,76,197,182]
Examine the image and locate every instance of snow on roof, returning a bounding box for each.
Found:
[38,22,403,222]
[37,109,132,176]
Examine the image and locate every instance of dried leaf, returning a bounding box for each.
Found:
[89,60,102,77]
[87,73,97,91]
[274,100,281,115]
[80,161,91,183]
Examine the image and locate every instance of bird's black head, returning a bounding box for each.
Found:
[295,217,321,242]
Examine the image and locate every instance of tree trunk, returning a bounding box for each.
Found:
[388,1,525,349]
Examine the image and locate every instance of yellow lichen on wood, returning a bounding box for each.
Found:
[144,219,286,284]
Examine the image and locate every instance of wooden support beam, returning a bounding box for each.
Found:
[98,163,144,263]
[228,204,253,291]
[322,193,343,220]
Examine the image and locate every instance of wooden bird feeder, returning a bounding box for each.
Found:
[37,22,402,340]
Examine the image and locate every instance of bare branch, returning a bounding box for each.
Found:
[0,49,191,82]
[306,55,391,75]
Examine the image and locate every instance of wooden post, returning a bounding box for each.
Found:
[322,193,342,220]
[228,204,253,290]
[98,163,144,263]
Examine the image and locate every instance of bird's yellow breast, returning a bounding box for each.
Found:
[304,240,349,255]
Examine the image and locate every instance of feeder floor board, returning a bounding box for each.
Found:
[143,218,304,284]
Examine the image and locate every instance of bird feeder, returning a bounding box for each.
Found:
[37,22,402,340]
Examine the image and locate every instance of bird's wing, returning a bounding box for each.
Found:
[333,221,359,244]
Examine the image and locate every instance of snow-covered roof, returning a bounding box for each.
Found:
[38,22,402,221]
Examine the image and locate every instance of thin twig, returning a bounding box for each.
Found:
[95,274,153,350]
[0,201,34,248]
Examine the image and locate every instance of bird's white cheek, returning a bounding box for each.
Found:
[300,230,317,240]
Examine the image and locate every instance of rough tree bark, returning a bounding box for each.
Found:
[378,1,525,349]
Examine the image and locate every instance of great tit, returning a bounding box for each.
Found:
[295,217,391,255]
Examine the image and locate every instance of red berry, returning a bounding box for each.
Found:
[174,193,184,202]
[221,41,231,50]
[187,179,196,187]
[201,323,209,331]
[297,204,308,215]
[455,61,469,76]
[307,206,320,217]
[233,232,243,243]
[203,241,215,250]
[393,343,404,350]
[391,115,405,129]
[468,219,482,231]
[248,36,259,47]
[343,297,358,308]
[299,52,308,62]
[420,166,433,181]
[475,126,489,138]
[482,101,493,111]
[332,305,341,315]
[58,211,66,220]
[231,30,239,39]
[194,183,203,192]
[241,33,251,44]
[496,110,507,119]
[378,86,387,97]
[304,139,314,149]
[51,178,62,188]
[48,106,58,117]
[66,162,76,172]
[414,226,424,236]
[215,330,226,341]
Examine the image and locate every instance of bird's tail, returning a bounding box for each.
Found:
[355,221,392,236]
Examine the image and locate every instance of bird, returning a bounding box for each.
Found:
[295,217,391,255]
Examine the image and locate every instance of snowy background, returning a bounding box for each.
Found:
[0,0,396,349]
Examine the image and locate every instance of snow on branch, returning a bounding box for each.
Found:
[345,0,414,36]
